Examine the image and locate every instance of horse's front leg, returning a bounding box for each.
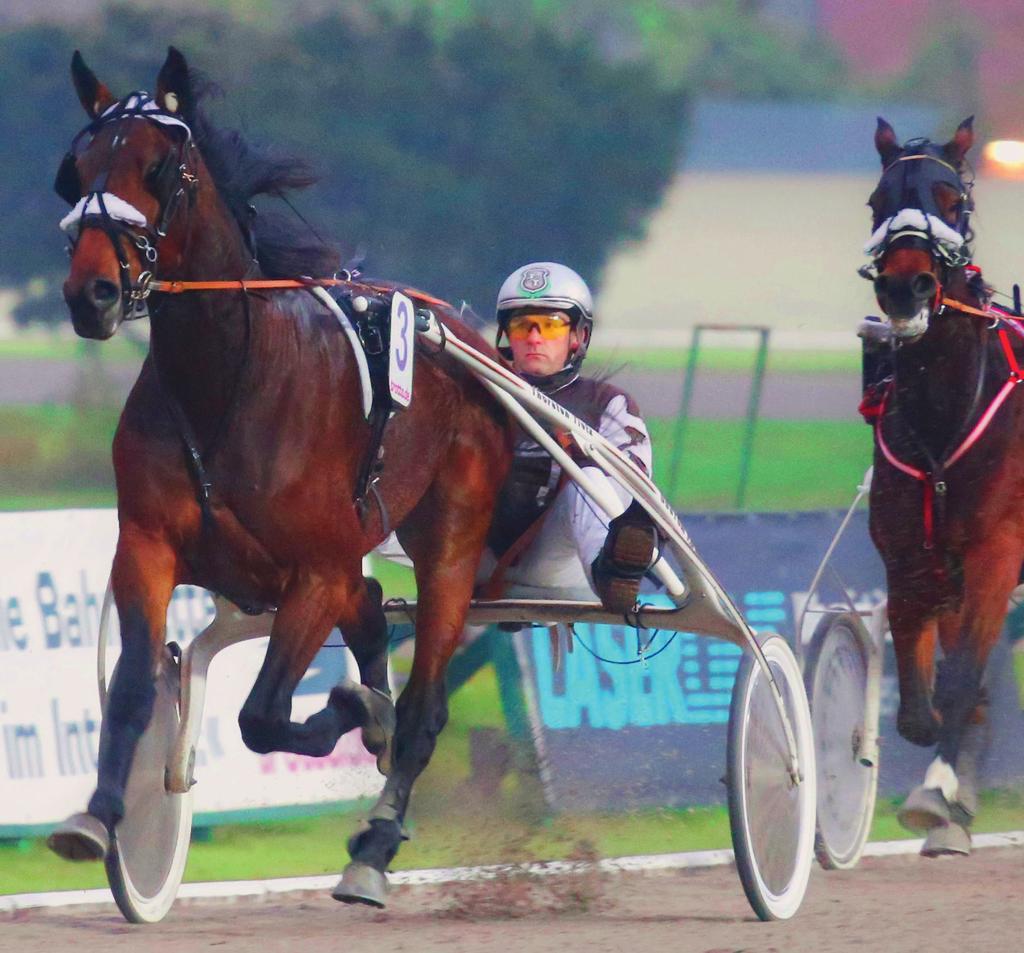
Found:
[919,540,1018,848]
[887,590,940,747]
[335,446,500,907]
[900,536,1019,846]
[237,564,378,757]
[48,527,178,861]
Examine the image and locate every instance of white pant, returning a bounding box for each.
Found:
[374,466,633,601]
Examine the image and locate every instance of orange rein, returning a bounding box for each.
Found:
[147,276,453,310]
[940,296,1000,321]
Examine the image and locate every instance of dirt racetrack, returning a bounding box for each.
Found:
[3,846,1022,953]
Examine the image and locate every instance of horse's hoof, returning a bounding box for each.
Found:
[921,822,971,857]
[332,862,388,907]
[330,683,395,775]
[897,704,939,748]
[897,786,951,832]
[46,812,109,861]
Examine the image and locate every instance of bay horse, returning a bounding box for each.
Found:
[46,47,511,905]
[864,116,1024,854]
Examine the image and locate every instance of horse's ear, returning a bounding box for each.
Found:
[71,50,115,119]
[155,46,196,120]
[875,117,900,165]
[943,116,975,167]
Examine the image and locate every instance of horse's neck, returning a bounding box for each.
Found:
[893,293,989,460]
[149,190,256,444]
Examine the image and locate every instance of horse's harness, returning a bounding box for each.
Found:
[55,92,201,322]
[860,140,1024,551]
[872,307,1024,550]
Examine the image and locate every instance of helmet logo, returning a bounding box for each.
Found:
[519,268,550,296]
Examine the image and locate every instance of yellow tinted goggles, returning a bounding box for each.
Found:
[505,312,572,341]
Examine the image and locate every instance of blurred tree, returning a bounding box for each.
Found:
[0,0,845,324]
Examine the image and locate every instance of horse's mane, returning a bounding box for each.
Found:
[188,81,341,279]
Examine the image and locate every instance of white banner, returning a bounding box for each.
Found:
[0,509,382,832]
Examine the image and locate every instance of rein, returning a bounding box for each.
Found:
[875,299,1024,549]
[143,275,453,309]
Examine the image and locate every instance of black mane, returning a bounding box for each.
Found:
[189,88,341,278]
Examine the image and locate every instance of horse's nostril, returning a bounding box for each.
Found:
[911,273,937,300]
[86,278,120,310]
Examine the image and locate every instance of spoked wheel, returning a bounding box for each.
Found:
[727,633,816,921]
[105,646,194,923]
[804,611,878,871]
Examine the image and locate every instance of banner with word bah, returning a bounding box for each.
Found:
[0,509,381,834]
[513,510,1024,812]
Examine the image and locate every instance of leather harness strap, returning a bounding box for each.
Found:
[876,306,1024,549]
[476,469,570,601]
[477,429,580,600]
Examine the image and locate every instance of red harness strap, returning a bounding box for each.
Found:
[874,326,1024,548]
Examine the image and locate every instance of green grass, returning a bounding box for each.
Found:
[0,489,116,511]
[0,404,119,509]
[0,336,143,364]
[651,417,873,511]
[589,347,860,374]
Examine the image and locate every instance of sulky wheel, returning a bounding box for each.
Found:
[804,611,878,871]
[104,645,194,923]
[727,633,816,921]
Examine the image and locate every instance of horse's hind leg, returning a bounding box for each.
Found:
[327,575,397,773]
[238,564,383,757]
[49,528,177,861]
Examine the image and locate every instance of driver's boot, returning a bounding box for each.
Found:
[591,500,658,614]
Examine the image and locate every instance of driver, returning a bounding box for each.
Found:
[482,262,659,613]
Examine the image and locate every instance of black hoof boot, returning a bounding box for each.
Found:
[591,500,658,614]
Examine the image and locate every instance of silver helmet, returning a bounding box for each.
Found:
[495,262,594,384]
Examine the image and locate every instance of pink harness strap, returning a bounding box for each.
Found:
[875,326,1024,548]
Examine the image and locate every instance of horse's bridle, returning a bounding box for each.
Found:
[860,141,974,288]
[55,91,200,321]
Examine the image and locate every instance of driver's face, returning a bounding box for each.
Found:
[507,310,578,377]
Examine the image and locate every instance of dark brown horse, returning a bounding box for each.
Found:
[47,47,511,903]
[864,117,1024,853]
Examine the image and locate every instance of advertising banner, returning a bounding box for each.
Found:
[0,509,381,834]
[513,510,1024,812]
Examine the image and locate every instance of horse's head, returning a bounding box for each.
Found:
[863,117,975,340]
[56,48,200,339]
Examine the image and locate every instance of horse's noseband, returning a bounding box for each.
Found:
[55,91,199,321]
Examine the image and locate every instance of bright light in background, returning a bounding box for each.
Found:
[983,140,1024,178]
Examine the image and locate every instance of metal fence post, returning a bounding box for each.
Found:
[668,324,771,510]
